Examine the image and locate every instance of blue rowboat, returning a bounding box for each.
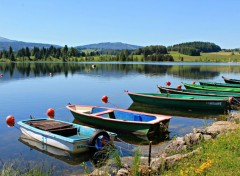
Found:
[18,118,117,153]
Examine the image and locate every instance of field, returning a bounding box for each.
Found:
[170,51,240,62]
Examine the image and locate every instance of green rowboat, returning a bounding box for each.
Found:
[222,76,240,84]
[158,86,240,100]
[183,83,240,93]
[199,81,240,88]
[66,104,171,137]
[125,91,232,113]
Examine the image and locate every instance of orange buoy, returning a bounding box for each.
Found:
[102,95,108,104]
[166,81,171,86]
[47,108,55,118]
[192,81,196,84]
[177,85,182,89]
[6,115,15,127]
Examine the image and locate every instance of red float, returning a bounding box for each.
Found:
[6,115,15,127]
[166,81,171,86]
[47,108,55,118]
[177,85,182,89]
[102,95,108,104]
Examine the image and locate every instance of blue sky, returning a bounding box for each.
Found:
[0,0,239,48]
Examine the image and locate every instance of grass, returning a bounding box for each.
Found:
[170,51,240,62]
[161,127,240,176]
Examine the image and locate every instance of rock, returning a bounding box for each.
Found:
[203,134,212,141]
[205,121,239,138]
[116,168,129,176]
[150,157,165,171]
[183,133,202,146]
[89,169,110,176]
[164,148,201,168]
[164,137,187,154]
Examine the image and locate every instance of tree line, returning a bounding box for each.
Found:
[0,45,174,62]
[168,42,221,56]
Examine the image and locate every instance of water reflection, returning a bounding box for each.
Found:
[1,62,240,80]
[19,134,111,167]
[128,102,228,120]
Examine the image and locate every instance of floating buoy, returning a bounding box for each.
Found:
[166,81,171,86]
[6,115,15,127]
[47,108,55,118]
[192,81,196,84]
[101,95,108,104]
[177,85,182,89]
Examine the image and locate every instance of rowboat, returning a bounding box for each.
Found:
[158,86,240,100]
[18,118,117,153]
[183,83,240,93]
[222,76,240,84]
[199,81,240,88]
[125,91,232,113]
[66,104,171,137]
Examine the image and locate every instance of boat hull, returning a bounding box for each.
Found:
[126,92,230,113]
[199,81,240,88]
[19,126,89,153]
[18,118,116,154]
[184,83,240,93]
[158,86,240,100]
[222,76,240,84]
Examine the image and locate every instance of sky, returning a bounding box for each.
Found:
[0,0,240,48]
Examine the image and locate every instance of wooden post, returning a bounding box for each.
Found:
[148,141,152,167]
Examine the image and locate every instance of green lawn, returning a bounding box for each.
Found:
[170,51,240,62]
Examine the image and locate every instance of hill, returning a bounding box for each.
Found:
[0,36,61,51]
[76,42,142,50]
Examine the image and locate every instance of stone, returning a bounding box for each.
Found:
[116,168,129,176]
[164,137,186,154]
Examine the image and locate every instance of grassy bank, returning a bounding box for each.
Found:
[161,127,240,175]
[170,51,240,62]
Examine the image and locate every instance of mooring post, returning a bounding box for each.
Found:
[148,141,152,167]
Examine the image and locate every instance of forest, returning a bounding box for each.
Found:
[0,45,174,62]
[0,42,231,62]
[167,42,221,56]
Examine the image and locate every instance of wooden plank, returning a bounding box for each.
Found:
[26,120,72,131]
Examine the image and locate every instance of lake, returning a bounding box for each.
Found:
[0,62,239,175]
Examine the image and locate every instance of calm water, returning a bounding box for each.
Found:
[0,62,239,174]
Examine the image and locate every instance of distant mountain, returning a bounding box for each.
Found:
[0,36,61,51]
[76,42,142,50]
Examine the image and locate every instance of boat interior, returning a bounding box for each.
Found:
[74,106,156,122]
[26,120,77,137]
